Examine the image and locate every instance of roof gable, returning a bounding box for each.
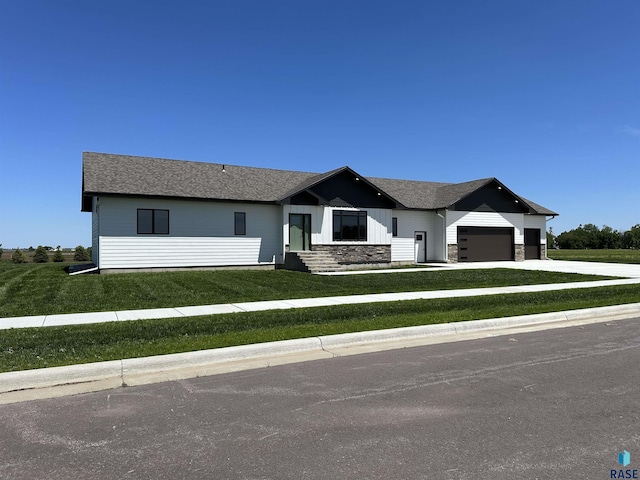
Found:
[449,179,531,213]
[280,166,402,208]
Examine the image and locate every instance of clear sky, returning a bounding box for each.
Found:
[1,0,639,248]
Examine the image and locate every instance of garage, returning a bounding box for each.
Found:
[457,226,514,262]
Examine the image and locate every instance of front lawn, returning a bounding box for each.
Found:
[0,263,613,318]
[2,283,639,372]
[548,249,640,264]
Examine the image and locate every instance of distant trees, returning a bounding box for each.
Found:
[52,248,65,262]
[33,246,50,263]
[11,249,26,263]
[554,224,640,250]
[0,243,3,258]
[73,245,91,262]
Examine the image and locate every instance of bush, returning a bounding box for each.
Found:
[33,246,49,263]
[74,245,90,262]
[11,249,26,264]
[52,249,65,262]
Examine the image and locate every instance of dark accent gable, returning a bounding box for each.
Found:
[451,181,531,213]
[290,190,321,206]
[285,170,398,208]
[309,170,396,208]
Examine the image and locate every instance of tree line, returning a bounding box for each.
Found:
[1,245,92,263]
[548,224,640,250]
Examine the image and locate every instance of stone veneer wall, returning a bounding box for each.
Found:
[313,244,391,264]
[515,244,525,262]
[447,244,458,263]
[541,244,547,259]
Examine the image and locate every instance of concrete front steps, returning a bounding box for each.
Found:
[284,251,345,273]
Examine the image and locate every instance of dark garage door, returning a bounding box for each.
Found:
[457,227,514,262]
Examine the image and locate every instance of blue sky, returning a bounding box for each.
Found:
[1,0,639,248]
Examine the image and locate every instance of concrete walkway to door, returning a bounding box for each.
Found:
[1,260,639,331]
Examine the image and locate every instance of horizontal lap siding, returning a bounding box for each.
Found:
[391,238,414,262]
[99,237,267,268]
[97,197,281,269]
[391,210,438,262]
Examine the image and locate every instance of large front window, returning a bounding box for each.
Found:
[333,210,367,241]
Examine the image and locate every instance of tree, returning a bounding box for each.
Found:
[52,248,65,262]
[74,245,90,262]
[546,228,557,250]
[33,245,49,263]
[0,243,3,259]
[599,225,622,249]
[11,249,26,264]
[623,224,640,249]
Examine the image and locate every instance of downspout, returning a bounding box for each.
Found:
[437,209,447,262]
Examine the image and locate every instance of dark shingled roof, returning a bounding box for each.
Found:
[82,152,317,203]
[82,152,557,215]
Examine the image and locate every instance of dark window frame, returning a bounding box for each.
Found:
[234,212,246,236]
[392,217,398,237]
[137,209,170,235]
[333,210,368,241]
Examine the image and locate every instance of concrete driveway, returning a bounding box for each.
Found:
[423,259,640,278]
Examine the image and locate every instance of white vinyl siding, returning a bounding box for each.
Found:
[99,237,271,268]
[96,197,281,269]
[391,210,438,262]
[446,211,525,244]
[283,205,392,246]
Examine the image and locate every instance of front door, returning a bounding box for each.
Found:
[524,228,541,259]
[414,231,426,263]
[289,214,311,251]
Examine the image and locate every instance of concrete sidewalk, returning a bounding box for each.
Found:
[2,260,640,330]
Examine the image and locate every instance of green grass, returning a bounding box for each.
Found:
[0,263,614,317]
[548,249,640,264]
[2,284,639,372]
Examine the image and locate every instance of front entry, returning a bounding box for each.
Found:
[414,231,426,263]
[289,214,311,251]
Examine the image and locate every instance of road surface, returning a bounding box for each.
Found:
[2,317,639,479]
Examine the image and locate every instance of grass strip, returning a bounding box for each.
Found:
[548,249,640,264]
[1,284,639,373]
[0,263,614,317]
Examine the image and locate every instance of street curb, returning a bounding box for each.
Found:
[2,303,640,404]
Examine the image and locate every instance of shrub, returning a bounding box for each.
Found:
[33,246,49,263]
[11,249,26,264]
[52,249,65,262]
[74,245,90,262]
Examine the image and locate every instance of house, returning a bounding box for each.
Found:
[81,152,558,273]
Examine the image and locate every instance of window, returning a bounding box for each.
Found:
[392,217,398,237]
[137,209,169,234]
[235,212,246,235]
[333,210,367,241]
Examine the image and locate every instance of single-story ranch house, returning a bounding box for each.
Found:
[81,152,558,273]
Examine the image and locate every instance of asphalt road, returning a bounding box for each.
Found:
[2,318,640,480]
